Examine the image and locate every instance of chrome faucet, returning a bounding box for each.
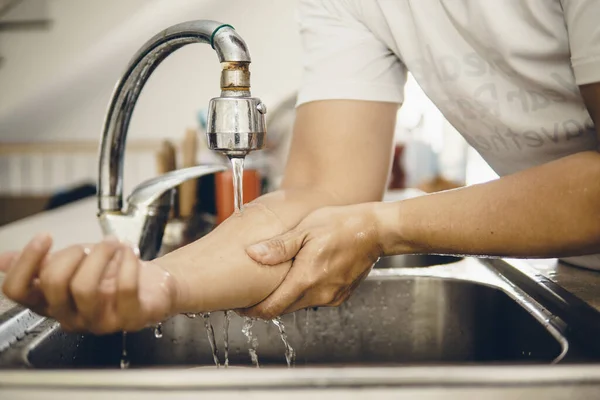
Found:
[97,20,267,260]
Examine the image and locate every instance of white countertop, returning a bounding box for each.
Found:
[0,198,101,253]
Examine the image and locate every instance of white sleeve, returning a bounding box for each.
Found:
[296,0,407,106]
[561,0,600,85]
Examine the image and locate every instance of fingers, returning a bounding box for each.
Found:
[246,229,306,265]
[0,251,19,272]
[240,260,313,319]
[70,239,120,319]
[38,245,88,321]
[1,235,150,335]
[116,246,142,331]
[2,233,52,306]
[282,286,344,314]
[282,268,369,314]
[242,261,371,319]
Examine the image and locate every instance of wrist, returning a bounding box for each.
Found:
[147,258,186,314]
[373,201,417,256]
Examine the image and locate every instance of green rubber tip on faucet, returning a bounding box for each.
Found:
[211,24,235,49]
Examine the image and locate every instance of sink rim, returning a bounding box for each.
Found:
[1,364,600,390]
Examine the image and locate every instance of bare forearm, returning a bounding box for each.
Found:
[153,100,397,313]
[378,151,600,258]
[251,187,344,228]
[153,187,343,313]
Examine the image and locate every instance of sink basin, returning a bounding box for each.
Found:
[17,263,566,369]
[375,254,462,268]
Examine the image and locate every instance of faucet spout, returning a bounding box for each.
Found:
[98,20,258,213]
[97,21,266,260]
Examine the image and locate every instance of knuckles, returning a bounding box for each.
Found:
[329,292,347,307]
[39,245,87,291]
[93,240,120,256]
[318,288,340,306]
[69,280,92,302]
[118,282,138,298]
[38,271,64,291]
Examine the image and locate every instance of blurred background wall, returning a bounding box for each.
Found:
[0,0,303,199]
[0,0,495,224]
[0,0,302,142]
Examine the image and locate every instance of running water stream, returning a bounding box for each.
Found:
[223,310,231,367]
[230,156,244,212]
[242,317,260,367]
[201,313,220,367]
[272,317,296,367]
[231,156,262,367]
[229,156,295,367]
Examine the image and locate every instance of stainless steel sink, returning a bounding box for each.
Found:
[375,254,462,268]
[0,259,580,369]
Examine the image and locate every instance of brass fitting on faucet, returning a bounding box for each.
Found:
[220,61,251,93]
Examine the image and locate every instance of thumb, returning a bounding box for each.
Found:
[0,251,19,273]
[246,229,305,265]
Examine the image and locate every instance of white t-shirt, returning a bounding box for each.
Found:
[296,0,600,269]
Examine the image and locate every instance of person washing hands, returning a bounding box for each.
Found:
[3,0,600,332]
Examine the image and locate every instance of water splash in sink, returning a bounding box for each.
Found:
[200,313,220,367]
[223,310,231,367]
[242,317,260,367]
[272,317,295,367]
[154,323,163,339]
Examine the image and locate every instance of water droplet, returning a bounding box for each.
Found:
[120,331,130,369]
[120,358,130,369]
[223,310,231,367]
[154,323,163,339]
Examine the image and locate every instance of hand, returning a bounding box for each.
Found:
[0,234,177,334]
[240,203,383,319]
